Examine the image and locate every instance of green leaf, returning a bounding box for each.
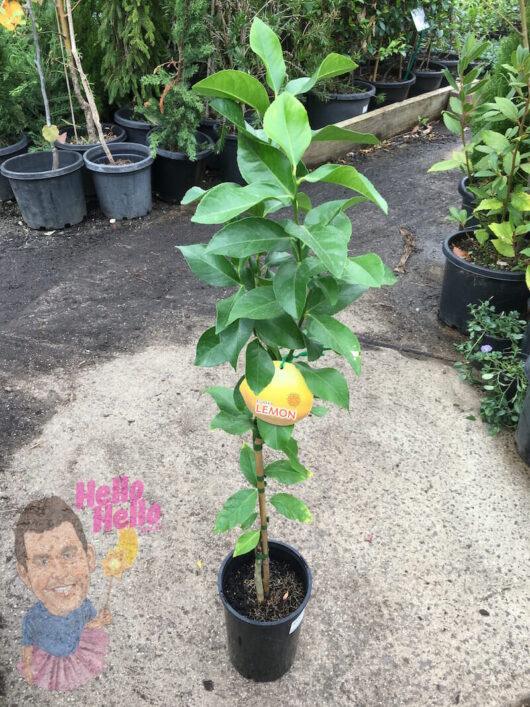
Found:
[428,159,462,172]
[42,124,59,143]
[237,132,295,195]
[216,290,244,334]
[255,314,305,349]
[264,459,311,485]
[341,254,385,287]
[442,112,462,135]
[249,17,286,95]
[382,264,397,285]
[491,239,515,257]
[214,488,258,533]
[303,164,387,214]
[285,222,348,278]
[240,443,257,486]
[195,327,229,367]
[489,221,514,242]
[207,217,288,257]
[245,339,275,394]
[192,182,285,224]
[285,53,356,95]
[220,318,254,369]
[482,130,510,152]
[263,92,312,166]
[304,198,362,228]
[193,70,270,115]
[178,244,239,287]
[240,512,258,530]
[494,97,519,123]
[311,125,379,145]
[181,186,206,205]
[474,198,503,212]
[233,529,261,557]
[306,313,361,374]
[297,192,312,212]
[511,191,530,212]
[210,98,246,130]
[205,386,240,415]
[311,405,328,416]
[256,419,294,450]
[211,411,253,435]
[270,493,312,523]
[294,363,349,409]
[273,260,310,319]
[228,286,284,324]
[526,265,530,290]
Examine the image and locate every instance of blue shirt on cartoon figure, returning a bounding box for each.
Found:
[22,598,97,657]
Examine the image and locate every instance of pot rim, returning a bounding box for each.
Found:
[113,107,153,131]
[443,231,527,282]
[0,133,30,159]
[83,142,153,174]
[0,150,83,181]
[412,61,446,77]
[147,129,214,161]
[310,79,376,101]
[368,73,416,89]
[218,539,312,629]
[54,123,126,151]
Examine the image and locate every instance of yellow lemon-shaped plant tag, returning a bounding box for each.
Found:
[240,361,313,426]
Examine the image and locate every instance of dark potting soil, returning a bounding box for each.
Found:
[224,557,305,622]
[65,128,117,145]
[452,234,527,272]
[113,158,133,166]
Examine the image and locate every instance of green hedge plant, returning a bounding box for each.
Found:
[179,18,395,605]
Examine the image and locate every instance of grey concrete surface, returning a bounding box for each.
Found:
[0,125,529,706]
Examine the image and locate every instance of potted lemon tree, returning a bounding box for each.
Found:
[179,18,395,682]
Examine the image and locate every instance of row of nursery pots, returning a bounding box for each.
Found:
[439,178,530,466]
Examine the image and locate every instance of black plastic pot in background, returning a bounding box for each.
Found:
[0,150,86,229]
[368,74,416,109]
[458,175,479,228]
[439,231,529,333]
[305,80,375,129]
[218,540,312,682]
[149,130,213,204]
[435,54,478,85]
[200,117,222,170]
[114,108,153,145]
[83,142,153,219]
[0,134,30,201]
[515,356,530,464]
[408,62,445,97]
[55,123,126,197]
[217,132,245,185]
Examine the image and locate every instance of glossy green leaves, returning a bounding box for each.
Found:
[193,69,270,115]
[215,489,258,533]
[249,17,286,95]
[263,92,312,167]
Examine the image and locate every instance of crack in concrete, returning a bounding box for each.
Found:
[357,334,458,364]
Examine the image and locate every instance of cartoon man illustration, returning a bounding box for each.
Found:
[15,496,111,691]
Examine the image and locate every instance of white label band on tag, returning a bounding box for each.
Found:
[289,608,305,634]
[411,8,429,32]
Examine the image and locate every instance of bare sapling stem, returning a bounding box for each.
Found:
[65,0,115,164]
[54,4,77,140]
[372,38,383,82]
[253,427,269,601]
[27,0,59,170]
[520,0,529,50]
[56,0,96,141]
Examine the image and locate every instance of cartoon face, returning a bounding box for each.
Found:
[17,521,95,616]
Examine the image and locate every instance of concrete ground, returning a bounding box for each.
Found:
[0,124,529,707]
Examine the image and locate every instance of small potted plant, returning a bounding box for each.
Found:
[179,17,394,681]
[429,33,530,332]
[1,0,86,229]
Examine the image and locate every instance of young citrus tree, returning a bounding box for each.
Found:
[179,18,395,604]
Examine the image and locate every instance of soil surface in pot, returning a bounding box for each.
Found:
[62,127,117,145]
[224,557,305,621]
[451,233,527,272]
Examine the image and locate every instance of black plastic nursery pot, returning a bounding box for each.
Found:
[218,540,312,682]
[114,108,153,145]
[458,175,479,227]
[0,150,86,229]
[439,232,529,333]
[408,62,445,97]
[217,132,245,185]
[305,80,376,129]
[368,74,416,109]
[200,117,222,170]
[149,130,213,204]
[83,142,153,219]
[0,134,30,201]
[55,123,126,197]
[515,356,530,464]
